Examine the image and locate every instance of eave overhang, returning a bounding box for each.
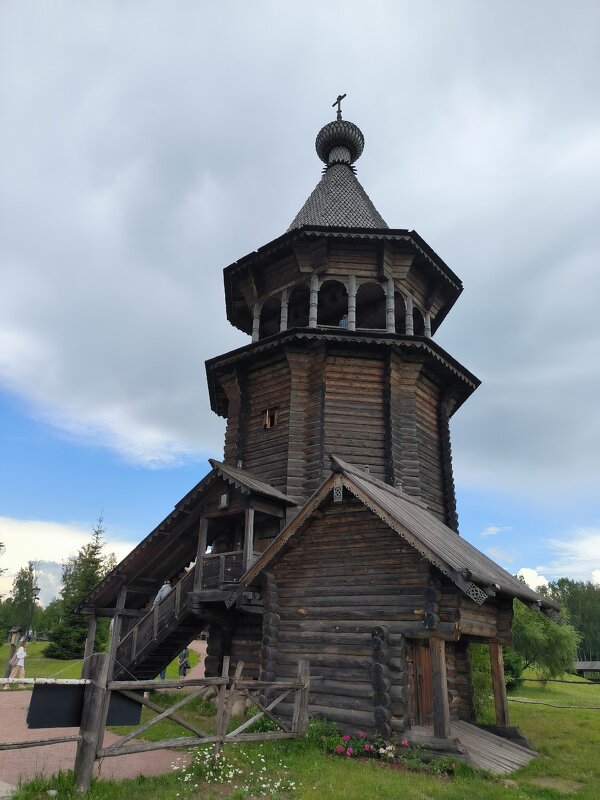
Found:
[235,461,560,617]
[205,327,480,418]
[223,226,463,336]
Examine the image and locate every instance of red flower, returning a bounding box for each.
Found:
[336,745,344,754]
[401,739,409,747]
[363,744,371,752]
[342,735,351,743]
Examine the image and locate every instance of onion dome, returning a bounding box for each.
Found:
[288,100,388,231]
[315,119,365,166]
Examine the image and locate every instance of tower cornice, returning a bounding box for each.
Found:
[206,328,480,419]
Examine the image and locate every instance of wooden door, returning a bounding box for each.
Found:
[414,641,433,725]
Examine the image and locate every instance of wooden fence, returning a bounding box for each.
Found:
[1,655,311,793]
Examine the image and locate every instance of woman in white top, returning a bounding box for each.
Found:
[5,640,27,688]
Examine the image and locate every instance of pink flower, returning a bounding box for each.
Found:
[336,745,344,754]
[401,739,409,747]
[358,730,365,738]
[363,744,371,752]
[346,747,354,756]
[342,735,351,743]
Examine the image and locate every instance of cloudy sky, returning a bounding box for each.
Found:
[1,1,599,604]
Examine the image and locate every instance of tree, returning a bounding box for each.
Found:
[7,562,41,633]
[510,599,580,678]
[540,579,600,661]
[44,518,115,659]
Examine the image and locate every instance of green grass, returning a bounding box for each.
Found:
[0,640,199,686]
[108,689,217,741]
[10,673,600,800]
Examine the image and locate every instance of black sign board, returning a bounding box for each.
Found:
[26,684,143,728]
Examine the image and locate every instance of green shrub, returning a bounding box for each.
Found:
[469,643,494,723]
[502,645,525,689]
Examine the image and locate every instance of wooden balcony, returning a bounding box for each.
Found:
[199,550,261,590]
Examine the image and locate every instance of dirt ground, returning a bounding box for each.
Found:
[0,640,206,790]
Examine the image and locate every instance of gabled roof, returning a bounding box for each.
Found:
[288,163,388,230]
[240,457,559,614]
[75,461,295,613]
[208,459,297,505]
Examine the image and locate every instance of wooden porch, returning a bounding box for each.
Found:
[410,721,537,774]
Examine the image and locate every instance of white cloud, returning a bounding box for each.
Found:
[480,525,511,537]
[486,546,514,564]
[517,567,549,590]
[537,527,600,582]
[0,517,134,605]
[485,547,515,564]
[0,1,598,497]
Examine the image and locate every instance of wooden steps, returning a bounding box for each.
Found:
[450,720,537,774]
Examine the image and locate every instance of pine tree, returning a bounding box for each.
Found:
[44,518,115,659]
[7,562,41,633]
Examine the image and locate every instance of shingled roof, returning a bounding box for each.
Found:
[288,115,388,231]
[288,163,388,230]
[240,457,559,614]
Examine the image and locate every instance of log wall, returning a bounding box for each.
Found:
[323,352,387,482]
[445,640,472,721]
[239,355,291,492]
[265,496,432,731]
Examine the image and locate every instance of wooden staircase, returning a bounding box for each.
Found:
[113,567,207,680]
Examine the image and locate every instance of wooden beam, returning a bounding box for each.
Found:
[193,517,208,593]
[81,615,97,678]
[489,642,510,727]
[430,637,451,739]
[244,507,255,572]
[80,607,145,618]
[74,652,109,793]
[291,660,310,733]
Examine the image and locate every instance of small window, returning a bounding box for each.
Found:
[263,407,279,430]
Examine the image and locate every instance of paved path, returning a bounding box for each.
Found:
[0,640,207,790]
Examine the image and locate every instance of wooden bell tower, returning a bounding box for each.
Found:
[207,108,479,531]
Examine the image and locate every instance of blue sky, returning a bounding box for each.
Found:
[1,1,599,604]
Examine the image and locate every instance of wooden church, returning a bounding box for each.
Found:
[77,103,560,753]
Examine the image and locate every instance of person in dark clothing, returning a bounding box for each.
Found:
[178,647,191,677]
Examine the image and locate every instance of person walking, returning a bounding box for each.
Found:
[4,640,27,689]
[178,647,190,677]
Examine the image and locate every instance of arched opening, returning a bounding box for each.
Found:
[356,282,386,329]
[287,283,310,328]
[394,291,406,334]
[317,280,348,327]
[259,296,281,339]
[412,306,425,336]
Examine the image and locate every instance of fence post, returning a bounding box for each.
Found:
[292,660,310,733]
[74,652,108,793]
[212,655,230,760]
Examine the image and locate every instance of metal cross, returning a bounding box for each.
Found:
[332,94,346,120]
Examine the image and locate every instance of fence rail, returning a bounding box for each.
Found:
[0,650,311,793]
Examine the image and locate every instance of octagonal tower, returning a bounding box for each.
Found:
[206,110,479,531]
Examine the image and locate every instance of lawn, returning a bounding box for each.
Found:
[10,672,600,800]
[0,640,199,684]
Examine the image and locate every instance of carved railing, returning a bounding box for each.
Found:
[115,567,196,670]
[200,550,260,589]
